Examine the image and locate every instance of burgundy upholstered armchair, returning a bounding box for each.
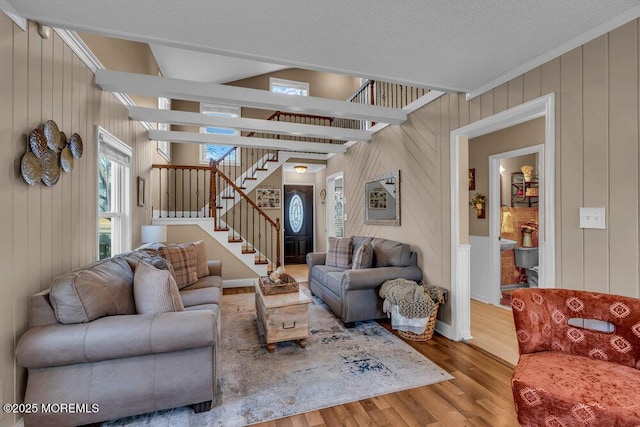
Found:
[511,288,640,426]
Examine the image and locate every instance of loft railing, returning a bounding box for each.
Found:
[151,163,281,272]
[333,80,429,130]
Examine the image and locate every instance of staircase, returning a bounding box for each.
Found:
[150,81,431,277]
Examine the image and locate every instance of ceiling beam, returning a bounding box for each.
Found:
[129,106,372,142]
[149,130,347,154]
[96,70,407,125]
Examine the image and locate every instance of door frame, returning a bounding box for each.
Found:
[449,93,556,341]
[325,171,344,246]
[489,144,545,306]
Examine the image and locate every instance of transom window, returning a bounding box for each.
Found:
[270,78,309,96]
[199,103,241,165]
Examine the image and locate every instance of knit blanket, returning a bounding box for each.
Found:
[379,279,435,318]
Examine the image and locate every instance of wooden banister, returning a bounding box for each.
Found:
[215,168,278,228]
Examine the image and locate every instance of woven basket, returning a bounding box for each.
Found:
[397,303,439,342]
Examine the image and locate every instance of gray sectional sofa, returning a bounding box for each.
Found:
[15,247,222,427]
[307,236,422,326]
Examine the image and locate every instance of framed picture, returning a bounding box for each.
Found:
[256,188,281,209]
[368,189,387,209]
[469,168,475,190]
[137,176,145,207]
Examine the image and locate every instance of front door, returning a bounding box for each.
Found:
[284,185,314,264]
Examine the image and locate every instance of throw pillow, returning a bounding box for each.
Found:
[133,262,184,314]
[159,244,198,289]
[326,237,353,268]
[352,242,374,269]
[192,240,209,278]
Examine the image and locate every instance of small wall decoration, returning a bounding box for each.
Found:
[137,176,145,207]
[470,192,487,219]
[468,168,476,190]
[256,188,281,209]
[368,189,388,209]
[20,120,83,187]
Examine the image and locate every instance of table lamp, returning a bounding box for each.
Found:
[141,225,167,243]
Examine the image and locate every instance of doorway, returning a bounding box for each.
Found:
[450,93,556,341]
[283,185,314,264]
[491,147,542,307]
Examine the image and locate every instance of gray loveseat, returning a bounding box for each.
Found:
[15,247,222,427]
[307,236,422,326]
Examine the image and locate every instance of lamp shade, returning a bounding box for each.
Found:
[141,225,167,243]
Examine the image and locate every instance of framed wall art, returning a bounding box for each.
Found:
[256,188,281,209]
[137,176,145,207]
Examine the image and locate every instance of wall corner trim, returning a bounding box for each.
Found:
[54,29,153,132]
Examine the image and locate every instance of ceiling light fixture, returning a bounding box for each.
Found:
[294,165,307,174]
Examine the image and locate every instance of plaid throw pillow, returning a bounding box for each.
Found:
[159,245,198,289]
[352,242,373,269]
[326,237,353,268]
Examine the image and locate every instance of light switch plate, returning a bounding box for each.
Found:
[579,207,606,229]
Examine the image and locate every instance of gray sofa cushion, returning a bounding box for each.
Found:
[311,264,347,285]
[324,272,344,297]
[49,257,136,324]
[180,287,222,307]
[352,236,373,258]
[372,238,411,267]
[352,242,374,269]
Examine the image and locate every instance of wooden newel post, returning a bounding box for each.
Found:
[275,218,281,268]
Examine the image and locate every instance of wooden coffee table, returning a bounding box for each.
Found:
[255,282,311,352]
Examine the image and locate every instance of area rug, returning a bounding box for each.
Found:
[105,288,453,426]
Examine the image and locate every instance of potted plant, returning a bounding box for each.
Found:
[470,192,487,218]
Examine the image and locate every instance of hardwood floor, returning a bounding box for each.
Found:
[224,277,519,426]
[469,299,519,366]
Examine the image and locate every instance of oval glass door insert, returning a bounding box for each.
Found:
[289,194,304,233]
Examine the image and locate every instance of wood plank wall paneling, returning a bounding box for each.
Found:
[327,18,640,325]
[0,17,154,424]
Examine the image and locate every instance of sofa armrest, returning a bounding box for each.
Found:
[306,252,326,267]
[207,260,222,277]
[342,266,423,291]
[16,310,217,369]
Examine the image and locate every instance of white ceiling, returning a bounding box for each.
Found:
[6,1,640,95]
[150,44,288,84]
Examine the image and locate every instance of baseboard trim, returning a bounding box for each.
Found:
[434,320,453,340]
[223,278,257,289]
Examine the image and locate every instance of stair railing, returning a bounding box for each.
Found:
[151,164,214,219]
[210,161,281,271]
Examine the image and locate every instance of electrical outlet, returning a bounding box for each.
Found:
[579,207,606,229]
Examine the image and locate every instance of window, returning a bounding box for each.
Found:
[270,78,309,96]
[97,126,132,259]
[289,194,304,233]
[157,97,171,161]
[199,103,241,165]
